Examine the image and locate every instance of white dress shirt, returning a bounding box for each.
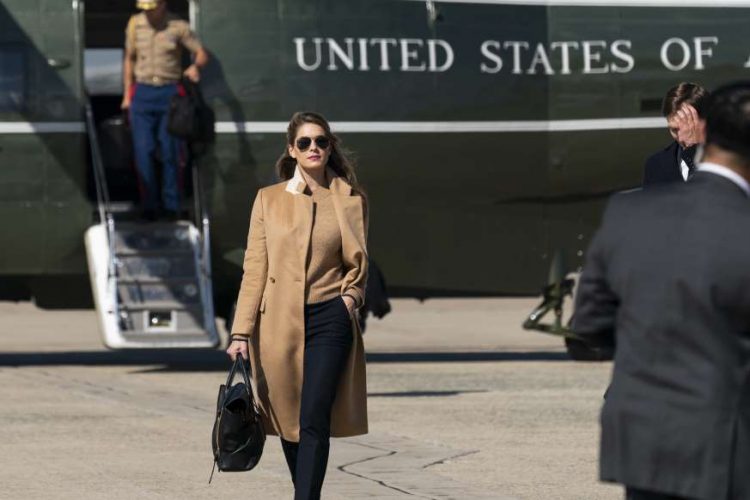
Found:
[675,146,691,181]
[680,159,690,181]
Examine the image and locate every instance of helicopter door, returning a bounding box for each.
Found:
[81,0,219,349]
[0,0,88,281]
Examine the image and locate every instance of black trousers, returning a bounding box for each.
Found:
[626,488,692,500]
[281,296,353,500]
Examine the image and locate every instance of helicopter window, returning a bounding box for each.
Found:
[0,47,25,113]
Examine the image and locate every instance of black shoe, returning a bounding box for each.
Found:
[140,209,157,222]
[164,210,180,222]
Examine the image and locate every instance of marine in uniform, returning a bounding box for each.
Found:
[121,0,209,219]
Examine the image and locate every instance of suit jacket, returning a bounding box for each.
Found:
[573,172,750,500]
[643,141,687,187]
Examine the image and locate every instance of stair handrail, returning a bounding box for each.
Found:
[191,159,211,275]
[84,97,118,281]
[190,157,217,340]
[84,97,111,225]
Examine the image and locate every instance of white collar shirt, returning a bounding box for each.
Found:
[680,159,690,181]
[677,147,690,182]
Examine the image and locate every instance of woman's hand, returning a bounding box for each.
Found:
[226,338,249,361]
[342,295,356,318]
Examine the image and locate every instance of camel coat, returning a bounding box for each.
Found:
[231,166,368,441]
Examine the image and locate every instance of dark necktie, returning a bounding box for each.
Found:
[681,145,697,180]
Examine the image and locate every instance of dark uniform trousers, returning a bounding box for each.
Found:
[129,82,182,212]
[281,296,353,500]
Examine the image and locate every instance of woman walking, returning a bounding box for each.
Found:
[227,111,368,499]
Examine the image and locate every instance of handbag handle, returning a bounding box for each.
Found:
[180,77,206,105]
[225,356,251,388]
[223,356,263,420]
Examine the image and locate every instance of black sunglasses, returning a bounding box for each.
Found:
[295,135,331,152]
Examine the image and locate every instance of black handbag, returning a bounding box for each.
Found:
[167,80,215,148]
[209,356,265,482]
[167,89,197,139]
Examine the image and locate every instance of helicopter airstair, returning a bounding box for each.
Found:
[83,100,219,348]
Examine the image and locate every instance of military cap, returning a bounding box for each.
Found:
[136,0,160,10]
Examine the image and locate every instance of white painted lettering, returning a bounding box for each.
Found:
[582,41,609,74]
[357,38,370,71]
[610,40,634,74]
[480,40,503,74]
[693,36,718,70]
[527,43,554,75]
[550,41,579,75]
[293,36,647,76]
[327,38,355,71]
[428,39,454,72]
[400,39,426,72]
[503,41,530,75]
[661,38,691,71]
[294,37,323,72]
[370,38,398,71]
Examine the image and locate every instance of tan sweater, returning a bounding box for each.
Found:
[305,188,345,304]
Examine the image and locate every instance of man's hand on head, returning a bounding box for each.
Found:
[676,104,706,148]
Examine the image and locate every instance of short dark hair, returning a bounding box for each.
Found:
[662,82,710,118]
[705,81,750,161]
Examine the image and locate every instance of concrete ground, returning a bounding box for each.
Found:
[0,298,621,500]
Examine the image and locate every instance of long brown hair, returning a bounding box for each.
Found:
[275,112,364,196]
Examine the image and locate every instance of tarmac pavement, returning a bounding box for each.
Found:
[0,298,620,499]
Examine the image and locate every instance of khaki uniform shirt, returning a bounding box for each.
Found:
[125,12,202,86]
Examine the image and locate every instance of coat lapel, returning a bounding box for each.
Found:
[329,169,366,250]
[285,166,366,283]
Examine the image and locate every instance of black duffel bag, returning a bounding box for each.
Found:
[167,79,215,148]
[210,356,265,482]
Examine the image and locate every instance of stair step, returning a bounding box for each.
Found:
[113,222,194,253]
[117,276,199,284]
[119,300,196,311]
[107,201,139,213]
[122,330,218,349]
[115,254,197,279]
[123,329,212,338]
[115,248,194,257]
[115,220,192,229]
[118,281,202,304]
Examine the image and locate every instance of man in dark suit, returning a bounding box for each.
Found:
[574,82,750,500]
[643,82,709,187]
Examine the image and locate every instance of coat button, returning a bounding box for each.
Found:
[269,277,276,284]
